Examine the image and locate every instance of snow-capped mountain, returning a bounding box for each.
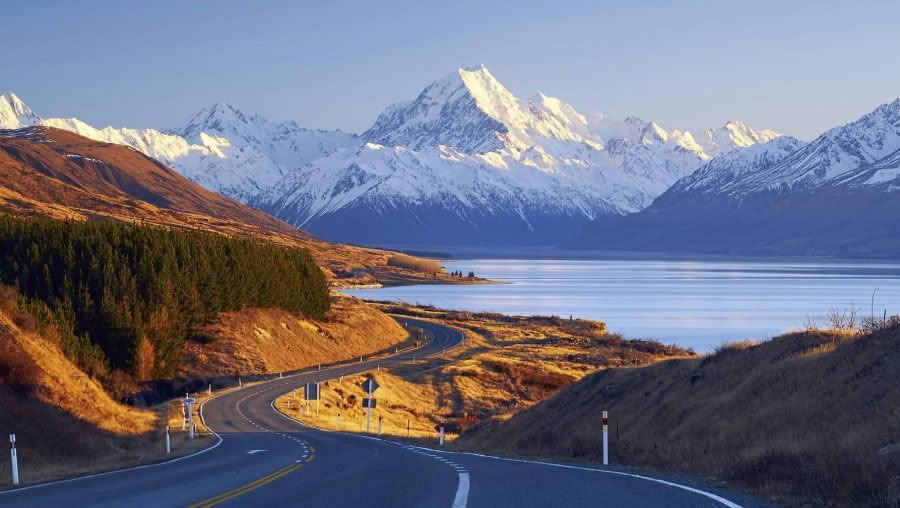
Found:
[573,98,900,256]
[256,66,778,245]
[0,93,41,129]
[1,67,781,246]
[664,135,808,197]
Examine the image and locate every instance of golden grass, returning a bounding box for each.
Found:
[177,294,408,377]
[0,311,212,487]
[458,326,900,506]
[275,302,692,445]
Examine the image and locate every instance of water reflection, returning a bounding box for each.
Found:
[344,259,900,352]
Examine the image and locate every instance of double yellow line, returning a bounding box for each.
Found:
[189,463,301,508]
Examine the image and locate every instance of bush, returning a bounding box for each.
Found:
[387,254,442,274]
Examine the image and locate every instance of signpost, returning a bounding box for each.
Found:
[360,376,380,433]
[305,382,320,417]
[185,396,196,439]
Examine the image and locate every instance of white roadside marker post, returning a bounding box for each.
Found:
[360,356,363,363]
[340,374,343,385]
[208,384,211,395]
[440,422,445,446]
[378,415,382,436]
[10,434,19,485]
[280,372,283,379]
[602,410,609,465]
[165,425,171,454]
[316,382,320,417]
[336,413,341,430]
[188,403,194,440]
[239,378,242,387]
[318,364,321,371]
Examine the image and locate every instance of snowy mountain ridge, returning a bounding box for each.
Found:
[0,67,784,245]
[663,97,900,199]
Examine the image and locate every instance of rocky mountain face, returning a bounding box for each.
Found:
[1,70,780,246]
[572,99,900,257]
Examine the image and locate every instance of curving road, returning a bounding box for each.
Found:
[0,318,764,507]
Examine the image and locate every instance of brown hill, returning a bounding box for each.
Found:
[0,126,301,236]
[458,324,900,506]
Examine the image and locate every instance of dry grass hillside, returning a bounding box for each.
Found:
[0,126,486,288]
[0,304,209,487]
[177,295,408,377]
[275,302,693,441]
[458,323,900,506]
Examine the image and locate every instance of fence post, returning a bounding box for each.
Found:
[10,434,19,485]
[602,410,609,465]
[166,425,171,454]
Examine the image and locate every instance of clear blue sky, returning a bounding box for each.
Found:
[7,1,899,140]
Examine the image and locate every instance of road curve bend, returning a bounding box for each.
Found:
[0,318,762,507]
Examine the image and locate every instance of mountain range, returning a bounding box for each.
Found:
[572,99,900,256]
[0,65,781,246]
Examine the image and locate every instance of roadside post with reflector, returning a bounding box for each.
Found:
[10,434,19,485]
[602,410,609,465]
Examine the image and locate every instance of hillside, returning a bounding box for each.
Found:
[572,99,900,257]
[458,323,900,506]
[0,125,471,286]
[177,295,407,377]
[0,295,207,486]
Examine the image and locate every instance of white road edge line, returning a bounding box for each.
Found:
[406,445,740,508]
[0,389,226,495]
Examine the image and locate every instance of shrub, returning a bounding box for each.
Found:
[387,254,443,274]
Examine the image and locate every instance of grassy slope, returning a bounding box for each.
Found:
[0,310,210,487]
[276,303,692,441]
[457,326,900,506]
[177,295,407,377]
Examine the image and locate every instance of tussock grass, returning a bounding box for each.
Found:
[458,324,900,506]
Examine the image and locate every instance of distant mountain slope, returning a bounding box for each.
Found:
[572,99,900,257]
[0,126,303,236]
[1,72,780,246]
[252,66,781,245]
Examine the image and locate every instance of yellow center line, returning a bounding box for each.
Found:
[189,463,301,508]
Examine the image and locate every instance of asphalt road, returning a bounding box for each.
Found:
[0,318,765,507]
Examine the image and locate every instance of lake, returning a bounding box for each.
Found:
[343,258,900,352]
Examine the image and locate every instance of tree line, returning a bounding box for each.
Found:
[0,215,329,379]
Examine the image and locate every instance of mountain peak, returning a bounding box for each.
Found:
[0,92,41,129]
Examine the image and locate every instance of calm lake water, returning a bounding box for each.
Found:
[344,259,900,352]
